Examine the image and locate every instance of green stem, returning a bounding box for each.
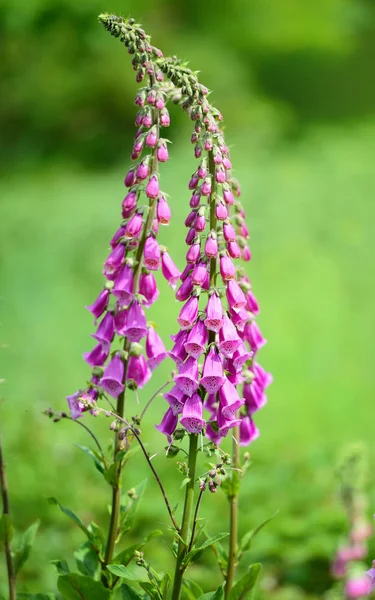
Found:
[171,434,198,600]
[104,73,159,569]
[0,423,16,600]
[225,423,240,599]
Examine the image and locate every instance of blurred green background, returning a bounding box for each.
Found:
[1,0,375,598]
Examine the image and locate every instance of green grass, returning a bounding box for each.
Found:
[1,119,375,598]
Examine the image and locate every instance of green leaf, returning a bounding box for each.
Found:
[183,579,204,600]
[228,563,261,600]
[107,564,138,580]
[238,511,278,556]
[180,477,191,489]
[57,574,111,600]
[116,445,140,465]
[74,540,101,579]
[120,583,143,600]
[50,559,70,575]
[221,471,240,499]
[0,514,14,546]
[18,595,56,600]
[47,498,91,539]
[197,584,225,599]
[112,530,162,566]
[138,581,162,600]
[103,463,117,487]
[160,572,171,598]
[87,521,105,554]
[75,445,105,474]
[12,520,40,575]
[182,533,229,568]
[120,480,147,535]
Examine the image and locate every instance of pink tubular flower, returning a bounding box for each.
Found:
[174,356,199,397]
[144,236,161,270]
[112,264,134,306]
[345,577,372,598]
[239,416,259,446]
[204,293,223,332]
[145,175,160,198]
[220,255,236,281]
[184,319,208,359]
[161,251,181,289]
[180,393,206,434]
[136,160,149,181]
[216,201,228,221]
[123,301,148,342]
[124,168,136,187]
[125,212,143,239]
[185,227,197,245]
[246,290,260,315]
[103,244,124,279]
[243,320,267,353]
[217,406,241,437]
[231,341,252,371]
[201,177,212,196]
[155,408,178,442]
[67,391,85,420]
[100,354,125,398]
[86,288,109,321]
[243,381,267,413]
[227,240,241,259]
[190,191,201,208]
[110,226,126,248]
[157,196,171,225]
[226,279,246,312]
[146,326,167,370]
[194,213,206,232]
[164,385,185,415]
[92,311,115,352]
[218,314,241,358]
[122,190,137,213]
[168,330,188,367]
[127,354,151,389]
[177,296,199,329]
[145,127,157,148]
[180,264,193,282]
[139,271,159,306]
[223,222,236,242]
[175,276,194,302]
[186,242,201,264]
[83,343,109,367]
[223,187,234,205]
[157,142,168,162]
[192,262,208,286]
[201,347,225,394]
[218,378,244,420]
[252,362,273,389]
[205,234,218,258]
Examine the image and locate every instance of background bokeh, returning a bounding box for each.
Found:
[1,0,375,598]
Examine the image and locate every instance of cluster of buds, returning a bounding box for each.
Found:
[66,18,180,419]
[199,455,232,494]
[331,446,373,598]
[155,59,272,446]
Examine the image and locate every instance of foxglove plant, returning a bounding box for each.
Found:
[41,14,270,600]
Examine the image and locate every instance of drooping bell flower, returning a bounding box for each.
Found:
[218,314,241,358]
[110,226,126,248]
[185,227,197,245]
[180,392,206,433]
[201,177,212,196]
[223,222,236,242]
[243,320,267,353]
[223,187,234,205]
[243,381,267,413]
[239,416,259,446]
[125,212,143,239]
[184,319,208,359]
[177,296,199,329]
[231,342,252,372]
[345,577,372,598]
[112,264,134,306]
[100,354,125,398]
[188,174,199,190]
[157,196,171,225]
[204,293,223,333]
[217,406,241,437]
[218,378,244,419]
[365,563,375,593]
[201,347,226,394]
[67,390,85,420]
[103,244,124,279]
[161,251,181,289]
[227,240,241,259]
[146,326,167,370]
[226,279,246,312]
[122,190,137,213]
[123,301,148,342]
[216,166,226,183]
[174,356,199,397]
[242,245,252,261]
[190,191,201,208]
[216,201,228,221]
[252,362,273,390]
[139,271,159,306]
[114,309,127,336]
[205,234,218,258]
[194,213,206,232]
[155,408,178,442]
[168,330,188,367]
[206,423,223,444]
[86,288,110,321]
[157,142,169,162]
[145,127,157,148]
[175,276,194,302]
[144,236,161,270]
[83,343,109,367]
[192,262,207,286]
[124,168,136,187]
[127,354,151,389]
[145,175,160,199]
[220,255,236,281]
[180,264,193,282]
[186,242,201,264]
[160,108,170,127]
[204,393,218,418]
[246,290,260,315]
[136,160,149,181]
[91,311,115,352]
[164,385,185,415]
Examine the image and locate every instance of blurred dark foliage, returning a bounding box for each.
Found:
[1,0,375,169]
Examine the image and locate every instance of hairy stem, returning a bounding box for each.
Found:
[171,434,198,600]
[104,72,160,569]
[225,423,240,598]
[0,423,16,600]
